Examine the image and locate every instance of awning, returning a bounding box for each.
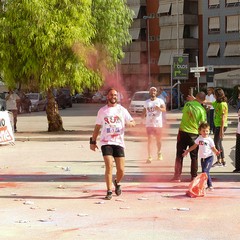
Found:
[171,1,184,15]
[209,17,220,30]
[206,43,220,57]
[224,42,240,56]
[226,15,239,32]
[209,0,220,5]
[158,3,171,14]
[214,69,240,87]
[158,50,172,65]
[214,69,240,80]
[129,5,140,19]
[129,28,140,40]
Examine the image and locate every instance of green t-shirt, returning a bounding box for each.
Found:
[180,101,206,134]
[212,101,228,127]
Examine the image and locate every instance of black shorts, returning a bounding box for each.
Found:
[101,145,125,157]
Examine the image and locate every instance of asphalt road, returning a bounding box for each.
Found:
[0,103,239,240]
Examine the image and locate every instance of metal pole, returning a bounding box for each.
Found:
[147,18,151,87]
[196,56,199,92]
[143,16,151,88]
[176,0,180,109]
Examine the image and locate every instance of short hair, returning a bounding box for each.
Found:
[198,122,210,132]
[106,88,118,95]
[196,91,206,102]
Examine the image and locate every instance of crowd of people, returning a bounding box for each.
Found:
[90,86,239,200]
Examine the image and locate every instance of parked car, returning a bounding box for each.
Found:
[129,91,150,114]
[54,88,72,109]
[0,92,6,111]
[26,93,47,112]
[72,93,87,103]
[92,91,107,103]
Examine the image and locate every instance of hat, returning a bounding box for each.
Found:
[149,87,157,91]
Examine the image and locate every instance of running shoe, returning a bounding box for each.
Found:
[222,161,227,167]
[113,179,122,196]
[158,152,163,161]
[146,156,152,164]
[104,191,112,200]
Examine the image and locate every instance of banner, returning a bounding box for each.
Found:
[0,111,15,145]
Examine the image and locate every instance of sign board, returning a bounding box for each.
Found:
[172,55,189,80]
[206,65,214,82]
[194,72,200,78]
[207,65,214,72]
[0,111,15,145]
[190,66,205,73]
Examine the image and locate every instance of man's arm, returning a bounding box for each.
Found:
[90,124,101,151]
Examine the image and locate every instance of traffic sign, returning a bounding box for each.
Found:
[190,66,205,73]
[194,72,200,78]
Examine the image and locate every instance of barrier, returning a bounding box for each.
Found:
[0,111,15,145]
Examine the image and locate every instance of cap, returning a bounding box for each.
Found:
[149,87,157,91]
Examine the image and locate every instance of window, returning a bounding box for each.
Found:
[209,0,220,8]
[224,42,240,56]
[207,43,220,57]
[208,17,220,33]
[226,15,240,33]
[225,0,240,7]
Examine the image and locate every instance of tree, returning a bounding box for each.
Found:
[0,0,132,131]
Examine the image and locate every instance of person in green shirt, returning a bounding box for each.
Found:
[172,92,206,182]
[205,88,228,167]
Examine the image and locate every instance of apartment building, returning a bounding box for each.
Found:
[121,0,240,93]
[201,0,240,88]
[121,0,200,94]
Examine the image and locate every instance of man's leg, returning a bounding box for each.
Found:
[103,155,114,191]
[114,156,125,183]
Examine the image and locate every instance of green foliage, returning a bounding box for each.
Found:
[0,0,133,93]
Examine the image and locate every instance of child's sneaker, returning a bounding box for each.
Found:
[157,152,163,161]
[222,161,226,167]
[212,161,222,167]
[206,186,214,191]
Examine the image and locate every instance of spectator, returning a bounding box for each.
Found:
[205,87,215,134]
[5,89,20,132]
[233,106,240,173]
[171,92,206,182]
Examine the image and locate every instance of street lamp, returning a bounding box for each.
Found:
[143,15,151,87]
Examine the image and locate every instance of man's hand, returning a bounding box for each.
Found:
[90,144,98,151]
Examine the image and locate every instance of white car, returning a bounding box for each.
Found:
[27,93,47,112]
[92,92,107,103]
[129,91,150,114]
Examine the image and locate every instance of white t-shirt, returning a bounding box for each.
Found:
[144,98,165,128]
[195,135,215,159]
[95,104,133,148]
[237,110,240,134]
[205,94,215,110]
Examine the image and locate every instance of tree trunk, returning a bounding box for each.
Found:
[46,89,65,132]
